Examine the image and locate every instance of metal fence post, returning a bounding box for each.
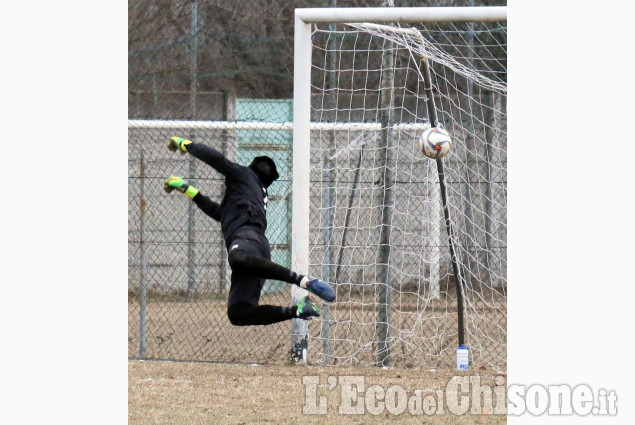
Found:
[139,149,148,358]
[186,135,197,297]
[321,149,333,364]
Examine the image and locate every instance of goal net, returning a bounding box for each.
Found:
[294,8,507,371]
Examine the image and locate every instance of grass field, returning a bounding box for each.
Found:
[129,360,506,424]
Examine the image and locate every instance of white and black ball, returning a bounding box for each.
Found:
[420,127,452,159]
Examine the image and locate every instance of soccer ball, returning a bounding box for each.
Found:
[420,127,452,159]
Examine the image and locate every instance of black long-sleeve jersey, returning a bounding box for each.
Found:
[188,143,269,248]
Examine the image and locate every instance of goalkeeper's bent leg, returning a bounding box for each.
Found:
[228,249,301,284]
[227,298,321,326]
[227,303,296,326]
[228,250,336,302]
[227,226,336,302]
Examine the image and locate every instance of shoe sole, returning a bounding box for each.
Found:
[308,281,336,302]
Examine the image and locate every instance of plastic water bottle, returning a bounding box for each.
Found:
[457,344,469,370]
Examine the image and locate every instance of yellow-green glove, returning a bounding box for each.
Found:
[167,137,192,154]
[163,176,199,199]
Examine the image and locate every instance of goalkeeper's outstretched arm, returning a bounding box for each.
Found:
[167,137,241,178]
[163,176,221,222]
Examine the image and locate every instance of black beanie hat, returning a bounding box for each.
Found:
[248,155,280,187]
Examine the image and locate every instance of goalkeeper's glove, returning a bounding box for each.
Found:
[163,176,199,199]
[167,137,192,154]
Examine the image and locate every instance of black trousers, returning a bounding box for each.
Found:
[227,302,296,326]
[225,226,300,326]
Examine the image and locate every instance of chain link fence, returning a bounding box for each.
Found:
[128,123,295,363]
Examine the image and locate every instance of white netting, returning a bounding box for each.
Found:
[347,22,507,95]
[305,19,507,371]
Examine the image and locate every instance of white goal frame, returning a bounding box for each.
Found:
[291,6,507,362]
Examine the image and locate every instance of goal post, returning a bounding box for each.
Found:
[295,6,507,24]
[292,6,507,370]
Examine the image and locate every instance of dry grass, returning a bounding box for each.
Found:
[129,360,506,425]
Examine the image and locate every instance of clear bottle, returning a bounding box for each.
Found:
[457,344,469,370]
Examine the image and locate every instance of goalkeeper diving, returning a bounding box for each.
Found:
[163,137,336,326]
